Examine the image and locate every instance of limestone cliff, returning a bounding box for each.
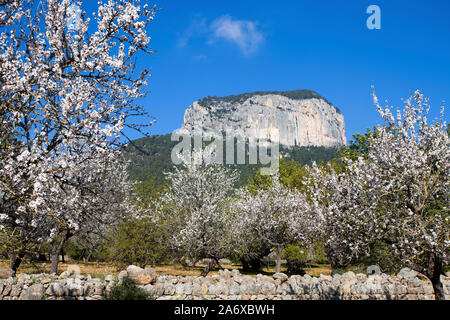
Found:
[181,90,346,147]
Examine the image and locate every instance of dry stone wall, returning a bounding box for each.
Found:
[0,266,449,300]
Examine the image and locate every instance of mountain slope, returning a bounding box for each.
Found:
[122,134,340,187]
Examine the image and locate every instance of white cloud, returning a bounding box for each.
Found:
[210,15,263,55]
[178,15,264,55]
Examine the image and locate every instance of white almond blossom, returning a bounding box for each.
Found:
[235,177,315,273]
[0,0,155,274]
[154,150,239,276]
[308,90,449,299]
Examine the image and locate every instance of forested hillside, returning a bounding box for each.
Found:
[122,133,341,187]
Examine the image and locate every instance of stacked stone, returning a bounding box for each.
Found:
[153,269,444,301]
[0,273,106,300]
[0,266,449,300]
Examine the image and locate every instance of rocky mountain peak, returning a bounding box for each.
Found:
[181,90,346,147]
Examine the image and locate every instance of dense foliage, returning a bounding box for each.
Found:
[122,133,340,187]
[108,218,167,268]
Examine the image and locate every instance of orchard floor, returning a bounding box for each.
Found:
[0,259,332,278]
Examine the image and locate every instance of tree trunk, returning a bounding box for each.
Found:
[241,257,263,272]
[50,251,59,274]
[37,253,47,262]
[84,252,92,265]
[50,232,71,274]
[241,259,250,272]
[201,259,216,277]
[275,245,283,273]
[251,258,263,272]
[431,275,445,300]
[214,258,223,270]
[330,257,347,272]
[9,252,25,277]
[61,247,65,263]
[430,255,445,300]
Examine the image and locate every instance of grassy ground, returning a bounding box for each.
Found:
[154,263,332,277]
[0,259,332,278]
[0,260,121,277]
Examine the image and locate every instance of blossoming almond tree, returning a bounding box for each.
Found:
[35,150,135,273]
[309,90,449,299]
[155,151,239,276]
[0,0,155,274]
[235,177,315,273]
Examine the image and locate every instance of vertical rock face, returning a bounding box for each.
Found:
[181,90,346,147]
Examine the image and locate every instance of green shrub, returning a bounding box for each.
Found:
[311,241,328,265]
[64,234,109,264]
[103,277,152,300]
[107,217,168,268]
[282,244,308,275]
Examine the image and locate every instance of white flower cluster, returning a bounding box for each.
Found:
[0,0,155,268]
[307,89,449,290]
[154,150,239,265]
[234,177,316,272]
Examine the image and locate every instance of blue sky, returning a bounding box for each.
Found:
[102,0,450,142]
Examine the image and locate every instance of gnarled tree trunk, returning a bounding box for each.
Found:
[275,245,283,273]
[241,257,263,272]
[201,258,217,277]
[9,252,25,277]
[50,232,72,274]
[429,255,445,300]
